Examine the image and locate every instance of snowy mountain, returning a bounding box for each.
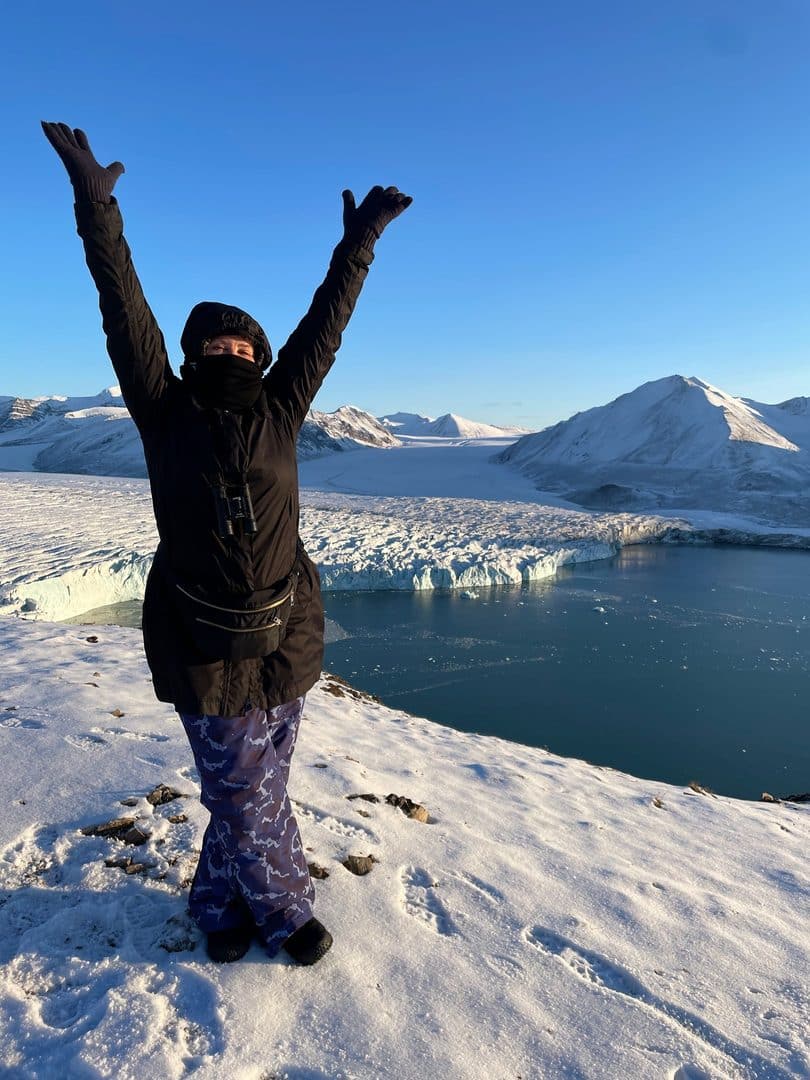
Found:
[380,410,528,438]
[379,411,435,435]
[0,388,144,476]
[0,387,125,431]
[0,392,398,474]
[425,412,528,438]
[498,375,810,525]
[308,405,399,448]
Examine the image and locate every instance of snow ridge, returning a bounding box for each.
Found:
[499,374,810,524]
[381,410,528,438]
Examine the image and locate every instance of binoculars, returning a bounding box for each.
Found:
[213,481,258,538]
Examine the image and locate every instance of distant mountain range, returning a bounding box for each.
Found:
[0,390,516,477]
[379,411,528,438]
[498,375,810,526]
[6,377,807,528]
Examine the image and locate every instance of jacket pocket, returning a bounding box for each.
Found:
[171,569,299,662]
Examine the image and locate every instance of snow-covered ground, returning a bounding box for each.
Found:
[0,617,807,1079]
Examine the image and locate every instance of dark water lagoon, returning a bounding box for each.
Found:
[66,545,810,800]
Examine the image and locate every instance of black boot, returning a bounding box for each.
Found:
[282,918,333,965]
[206,924,254,963]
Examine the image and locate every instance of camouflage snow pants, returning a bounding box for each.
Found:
[178,697,315,956]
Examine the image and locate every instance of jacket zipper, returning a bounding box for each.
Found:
[195,615,283,632]
[176,582,293,613]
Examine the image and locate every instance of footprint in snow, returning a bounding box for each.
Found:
[481,953,525,981]
[523,924,796,1080]
[290,799,379,844]
[64,733,108,752]
[399,865,457,937]
[0,715,45,730]
[92,726,169,743]
[524,924,644,995]
[177,764,200,786]
[449,869,505,906]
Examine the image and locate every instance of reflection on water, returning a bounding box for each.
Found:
[62,544,810,799]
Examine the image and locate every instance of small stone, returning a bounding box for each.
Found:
[346,793,380,803]
[85,636,99,644]
[124,863,148,875]
[146,784,185,806]
[122,826,150,846]
[308,862,330,880]
[81,816,136,839]
[120,797,139,807]
[760,792,778,803]
[312,763,329,769]
[110,708,125,718]
[342,854,378,876]
[385,793,429,823]
[168,813,188,825]
[92,673,101,678]
[105,856,130,869]
[652,797,664,809]
[85,682,99,688]
[356,809,371,818]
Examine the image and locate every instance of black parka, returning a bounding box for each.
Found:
[74,198,374,716]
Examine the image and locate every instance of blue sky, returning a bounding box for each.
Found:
[1,1,808,430]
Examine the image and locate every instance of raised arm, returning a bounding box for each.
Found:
[265,185,412,431]
[41,122,175,430]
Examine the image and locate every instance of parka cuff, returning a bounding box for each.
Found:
[335,234,376,268]
[74,195,123,234]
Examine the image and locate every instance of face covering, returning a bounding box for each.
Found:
[182,353,264,411]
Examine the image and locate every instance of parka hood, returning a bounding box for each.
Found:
[181,302,273,369]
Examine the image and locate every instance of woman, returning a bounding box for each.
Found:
[41,121,412,966]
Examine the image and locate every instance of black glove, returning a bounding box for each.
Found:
[341,186,413,251]
[41,122,125,203]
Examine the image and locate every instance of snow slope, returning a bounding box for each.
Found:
[498,376,810,526]
[0,618,806,1079]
